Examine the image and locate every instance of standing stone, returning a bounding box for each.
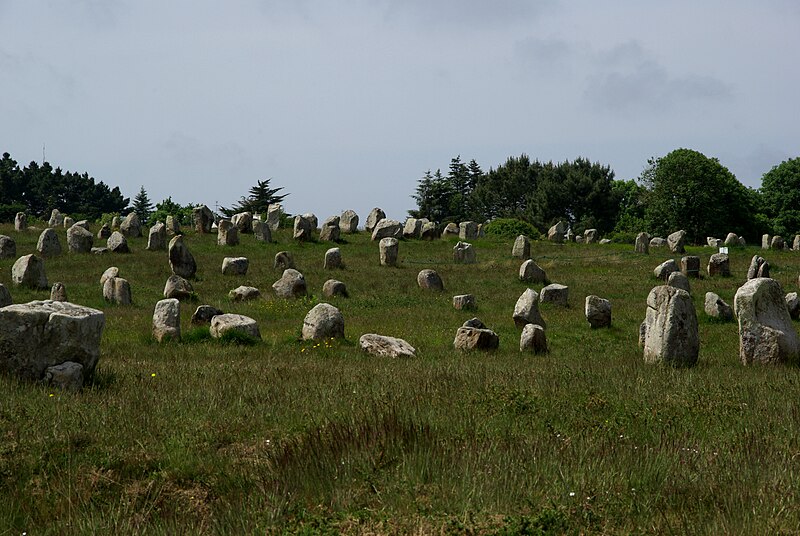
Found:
[0,300,104,383]
[153,298,180,343]
[667,230,686,254]
[120,213,141,238]
[584,229,598,244]
[575,236,585,244]
[585,295,611,328]
[770,236,784,250]
[417,269,444,291]
[100,267,119,287]
[14,212,27,231]
[379,238,399,267]
[222,257,249,276]
[707,237,722,248]
[454,320,499,351]
[217,219,240,246]
[371,219,403,241]
[786,292,800,321]
[0,235,16,259]
[66,225,93,253]
[667,272,691,293]
[340,210,359,233]
[107,231,130,253]
[293,214,314,241]
[193,205,214,234]
[0,284,11,308]
[640,285,699,367]
[477,224,486,238]
[146,222,167,251]
[724,233,739,246]
[272,269,308,299]
[111,215,121,230]
[420,221,437,240]
[794,235,800,251]
[274,251,295,270]
[680,256,700,278]
[163,274,194,300]
[704,292,733,321]
[365,208,386,232]
[165,215,180,236]
[650,237,666,248]
[707,253,730,277]
[512,235,531,259]
[11,255,48,289]
[253,220,272,242]
[441,222,459,238]
[547,221,566,243]
[48,209,64,228]
[302,303,345,340]
[453,241,476,264]
[459,221,478,240]
[520,324,548,354]
[63,216,75,229]
[168,235,197,279]
[302,213,318,230]
[232,212,253,234]
[519,259,547,284]
[210,314,260,340]
[191,305,223,325]
[654,259,679,280]
[50,282,67,302]
[266,203,284,232]
[762,234,771,249]
[324,248,343,269]
[97,224,112,240]
[734,278,800,365]
[359,334,416,358]
[44,361,84,392]
[229,286,261,301]
[453,294,476,311]
[319,216,341,242]
[403,218,422,239]
[513,288,546,329]
[37,228,62,257]
[102,277,132,305]
[747,255,769,280]
[635,232,650,254]
[566,228,575,243]
[322,279,349,298]
[540,283,569,307]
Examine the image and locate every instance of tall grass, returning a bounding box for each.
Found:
[1,223,800,533]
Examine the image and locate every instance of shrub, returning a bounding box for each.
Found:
[484,218,538,239]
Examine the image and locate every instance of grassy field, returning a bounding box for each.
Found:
[2,222,800,534]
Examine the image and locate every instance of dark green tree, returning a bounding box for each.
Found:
[759,157,800,237]
[221,179,288,217]
[150,197,196,226]
[610,179,647,233]
[471,154,542,220]
[409,169,456,222]
[132,186,154,225]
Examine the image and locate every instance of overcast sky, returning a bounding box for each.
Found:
[2,1,798,221]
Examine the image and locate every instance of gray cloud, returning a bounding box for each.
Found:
[381,0,558,28]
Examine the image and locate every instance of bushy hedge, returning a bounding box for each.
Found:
[483,218,539,239]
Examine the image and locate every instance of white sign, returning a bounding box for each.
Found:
[719,247,729,254]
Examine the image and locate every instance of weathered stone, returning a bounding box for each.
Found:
[454,326,499,350]
[193,205,214,233]
[253,220,272,242]
[667,230,686,254]
[379,237,399,267]
[107,231,130,253]
[762,234,771,249]
[91,247,109,255]
[513,288,546,329]
[453,241,476,264]
[641,286,699,367]
[679,256,700,278]
[417,269,444,291]
[153,298,180,342]
[585,295,611,328]
[704,292,733,321]
[0,300,104,383]
[163,274,194,300]
[365,208,386,232]
[274,251,295,270]
[165,215,180,236]
[100,267,119,287]
[229,285,260,301]
[566,228,575,242]
[66,225,93,253]
[14,212,27,231]
[635,232,650,254]
[735,278,800,364]
[272,269,308,299]
[319,216,341,242]
[707,253,730,277]
[11,254,48,289]
[340,210,359,233]
[191,305,223,325]
[519,259,547,284]
[324,248,343,269]
[217,219,240,246]
[146,222,167,251]
[120,212,141,238]
[44,361,84,392]
[738,236,747,246]
[232,212,253,234]
[359,334,416,358]
[50,282,67,302]
[103,277,132,305]
[654,259,679,280]
[707,237,722,248]
[540,283,569,307]
[0,284,11,308]
[0,235,16,259]
[459,221,478,240]
[724,233,739,246]
[293,214,314,241]
[650,237,666,248]
[111,215,121,230]
[37,228,62,257]
[302,303,344,340]
[222,257,249,276]
[322,279,348,298]
[441,222,459,238]
[786,292,800,321]
[599,239,612,244]
[575,236,585,244]
[547,221,566,243]
[371,219,403,241]
[453,294,476,311]
[403,218,423,239]
[266,203,283,232]
[302,213,318,230]
[97,224,112,239]
[512,235,531,259]
[420,221,437,240]
[462,318,486,329]
[169,235,196,279]
[747,255,768,280]
[794,235,800,251]
[210,314,260,340]
[63,216,75,229]
[771,235,784,250]
[520,324,547,354]
[667,271,690,293]
[48,209,64,228]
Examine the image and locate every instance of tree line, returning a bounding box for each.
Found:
[410,150,800,245]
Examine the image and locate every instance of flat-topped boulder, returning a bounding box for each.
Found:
[454,319,499,351]
[229,285,260,301]
[371,219,403,241]
[222,257,249,276]
[359,334,416,358]
[453,294,476,311]
[707,253,730,277]
[540,283,569,307]
[210,314,260,340]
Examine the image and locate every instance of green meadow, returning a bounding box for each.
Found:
[2,223,800,534]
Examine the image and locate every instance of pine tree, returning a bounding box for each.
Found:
[221,179,288,217]
[132,186,154,225]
